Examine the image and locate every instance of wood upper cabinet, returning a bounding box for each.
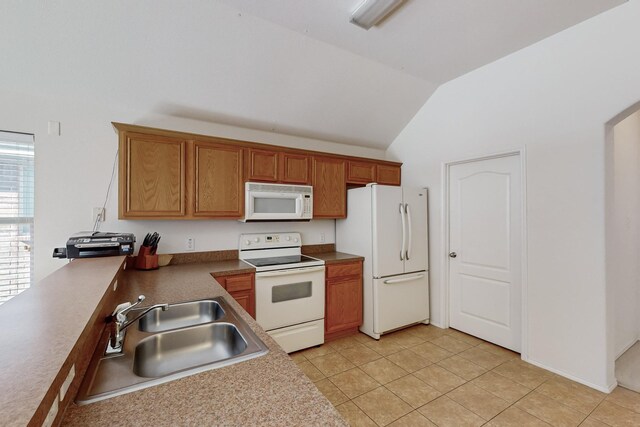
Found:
[347,160,376,184]
[213,272,255,318]
[312,156,346,218]
[280,152,311,184]
[193,141,244,217]
[246,148,279,182]
[376,164,401,186]
[120,132,186,218]
[325,260,363,340]
[114,123,401,219]
[246,149,311,185]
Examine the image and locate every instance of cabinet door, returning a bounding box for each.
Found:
[247,149,278,182]
[120,132,186,218]
[312,156,346,218]
[193,141,243,217]
[212,273,255,318]
[229,290,255,318]
[347,161,376,184]
[280,152,311,184]
[376,164,401,186]
[326,277,363,334]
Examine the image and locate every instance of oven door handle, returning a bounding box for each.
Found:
[256,266,325,277]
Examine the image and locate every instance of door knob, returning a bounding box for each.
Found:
[449,252,457,258]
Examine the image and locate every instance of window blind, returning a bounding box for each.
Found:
[0,131,34,305]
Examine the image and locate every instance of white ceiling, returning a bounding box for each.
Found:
[217,0,625,84]
[0,1,625,150]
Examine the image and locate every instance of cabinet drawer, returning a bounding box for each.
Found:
[225,273,254,293]
[326,262,362,280]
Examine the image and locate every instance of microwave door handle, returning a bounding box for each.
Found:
[296,198,302,216]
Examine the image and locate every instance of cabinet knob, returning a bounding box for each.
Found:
[449,252,457,258]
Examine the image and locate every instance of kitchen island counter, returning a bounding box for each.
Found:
[62,262,346,427]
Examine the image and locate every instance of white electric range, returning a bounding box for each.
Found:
[239,232,325,353]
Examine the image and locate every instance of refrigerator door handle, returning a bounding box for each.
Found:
[399,203,406,261]
[405,203,412,260]
[384,273,425,284]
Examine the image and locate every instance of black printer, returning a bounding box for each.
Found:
[53,232,135,259]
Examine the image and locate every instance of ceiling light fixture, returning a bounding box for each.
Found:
[350,0,405,30]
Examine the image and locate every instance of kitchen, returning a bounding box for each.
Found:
[2,0,640,426]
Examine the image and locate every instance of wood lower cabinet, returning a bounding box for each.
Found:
[193,141,244,217]
[313,156,346,218]
[119,132,186,218]
[212,272,255,318]
[325,260,363,341]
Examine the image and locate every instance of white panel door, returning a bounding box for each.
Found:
[372,185,404,278]
[402,187,429,274]
[449,155,522,352]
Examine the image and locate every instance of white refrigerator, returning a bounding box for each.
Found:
[336,184,429,339]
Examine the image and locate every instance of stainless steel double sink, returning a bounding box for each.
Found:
[76,297,268,404]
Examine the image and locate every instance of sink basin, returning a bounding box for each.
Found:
[134,323,247,377]
[138,299,225,333]
[75,296,268,404]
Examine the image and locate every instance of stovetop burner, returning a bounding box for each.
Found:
[239,232,325,272]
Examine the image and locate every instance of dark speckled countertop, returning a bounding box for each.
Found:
[62,262,346,427]
[309,251,364,264]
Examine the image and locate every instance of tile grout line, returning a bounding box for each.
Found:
[297,326,628,427]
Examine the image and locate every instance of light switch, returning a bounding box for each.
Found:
[48,121,61,136]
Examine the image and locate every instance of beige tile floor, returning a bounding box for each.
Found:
[290,324,640,426]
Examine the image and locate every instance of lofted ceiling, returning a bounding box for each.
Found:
[0,0,625,150]
[217,0,625,85]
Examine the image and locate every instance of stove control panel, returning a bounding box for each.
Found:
[239,232,301,250]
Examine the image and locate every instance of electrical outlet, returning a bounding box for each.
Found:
[186,237,195,251]
[320,233,326,243]
[93,207,105,224]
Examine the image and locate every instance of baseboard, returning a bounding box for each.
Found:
[523,357,613,393]
[429,321,446,329]
[607,379,619,393]
[616,338,639,360]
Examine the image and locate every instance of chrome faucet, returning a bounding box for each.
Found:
[107,295,169,353]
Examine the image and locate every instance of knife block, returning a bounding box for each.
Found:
[134,247,159,270]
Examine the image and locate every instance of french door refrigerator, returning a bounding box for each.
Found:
[336,184,429,339]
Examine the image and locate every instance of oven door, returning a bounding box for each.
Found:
[246,190,304,221]
[255,266,325,331]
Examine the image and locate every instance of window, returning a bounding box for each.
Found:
[0,131,34,305]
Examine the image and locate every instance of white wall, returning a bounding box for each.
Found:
[387,0,640,391]
[0,0,434,150]
[609,110,640,358]
[0,88,386,282]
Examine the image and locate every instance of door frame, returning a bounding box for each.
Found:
[440,148,529,359]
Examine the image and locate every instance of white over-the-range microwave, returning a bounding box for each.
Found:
[241,182,313,222]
